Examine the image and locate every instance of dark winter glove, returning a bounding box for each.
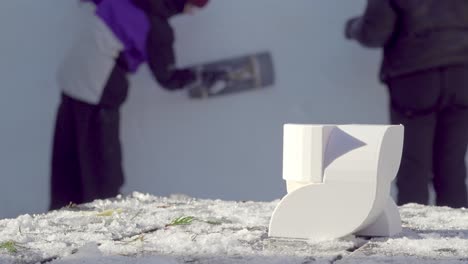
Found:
[188,68,229,96]
[345,17,361,39]
[201,69,228,88]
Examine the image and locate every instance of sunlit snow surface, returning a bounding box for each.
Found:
[1,192,468,264]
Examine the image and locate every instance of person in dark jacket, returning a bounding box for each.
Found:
[50,0,221,210]
[345,0,468,208]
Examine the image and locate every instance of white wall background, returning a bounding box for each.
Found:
[0,0,429,219]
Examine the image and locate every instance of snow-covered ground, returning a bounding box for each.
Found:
[1,192,468,264]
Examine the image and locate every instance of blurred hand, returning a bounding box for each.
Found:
[201,70,228,86]
[201,70,229,94]
[187,68,229,96]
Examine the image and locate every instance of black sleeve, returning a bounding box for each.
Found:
[146,16,196,90]
[346,0,397,48]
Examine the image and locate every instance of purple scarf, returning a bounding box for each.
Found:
[83,0,150,72]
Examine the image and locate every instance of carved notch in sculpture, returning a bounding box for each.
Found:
[268,124,404,240]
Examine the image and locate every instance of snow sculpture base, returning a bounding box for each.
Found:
[268,124,404,240]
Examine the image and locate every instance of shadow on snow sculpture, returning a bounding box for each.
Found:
[268,124,404,240]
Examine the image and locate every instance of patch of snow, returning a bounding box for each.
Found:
[1,193,468,264]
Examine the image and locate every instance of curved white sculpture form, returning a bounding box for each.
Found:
[268,124,404,240]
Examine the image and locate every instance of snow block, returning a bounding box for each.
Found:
[269,124,404,240]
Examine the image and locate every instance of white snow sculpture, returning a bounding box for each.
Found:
[268,124,404,240]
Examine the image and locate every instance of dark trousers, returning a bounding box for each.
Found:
[50,95,124,210]
[388,65,468,208]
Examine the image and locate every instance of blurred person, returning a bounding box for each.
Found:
[345,0,468,208]
[50,0,224,210]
